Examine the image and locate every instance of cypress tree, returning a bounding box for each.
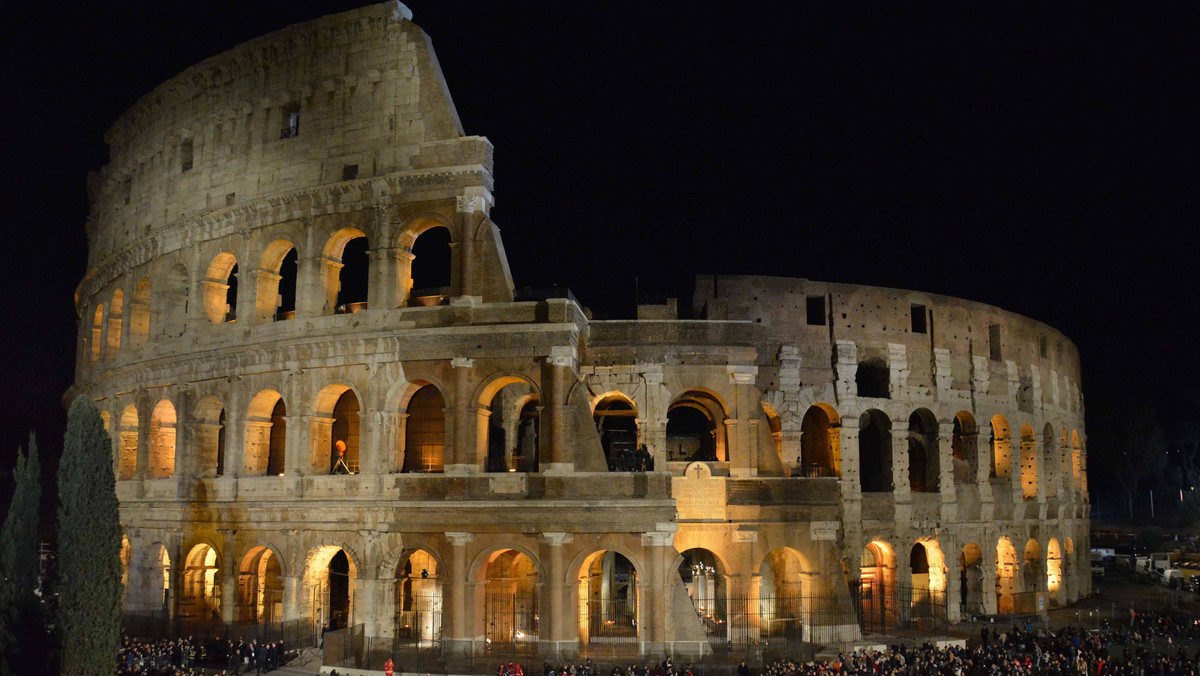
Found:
[0,433,42,676]
[57,399,122,676]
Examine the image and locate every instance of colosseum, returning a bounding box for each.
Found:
[71,1,1090,664]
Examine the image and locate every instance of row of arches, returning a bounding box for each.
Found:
[86,224,454,363]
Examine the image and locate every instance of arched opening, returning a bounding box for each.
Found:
[678,549,728,643]
[1071,430,1082,492]
[246,390,286,476]
[160,263,190,338]
[203,252,238,324]
[859,541,896,633]
[108,290,124,354]
[859,409,893,493]
[321,229,370,315]
[855,358,889,398]
[181,544,220,621]
[118,405,139,480]
[995,538,1018,614]
[408,226,453,306]
[951,411,978,485]
[331,390,361,474]
[90,304,104,362]
[148,400,177,479]
[762,401,784,466]
[578,550,639,645]
[593,394,640,472]
[959,543,983,617]
[131,278,151,347]
[121,535,131,606]
[1043,424,1058,497]
[907,409,939,492]
[403,385,446,473]
[666,390,727,462]
[395,550,443,648]
[304,546,358,632]
[193,396,226,478]
[257,240,298,322]
[909,540,946,622]
[800,404,841,478]
[479,549,539,650]
[757,548,810,644]
[484,380,540,473]
[150,545,171,614]
[990,415,1012,479]
[1020,424,1038,499]
[1022,539,1042,601]
[1046,539,1063,607]
[237,546,283,623]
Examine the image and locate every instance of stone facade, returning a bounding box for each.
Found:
[73,2,1089,660]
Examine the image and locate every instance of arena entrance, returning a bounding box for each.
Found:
[394,549,443,650]
[678,549,728,646]
[578,550,640,652]
[960,543,984,617]
[181,544,220,621]
[857,541,895,633]
[305,547,357,633]
[480,549,539,654]
[237,546,283,623]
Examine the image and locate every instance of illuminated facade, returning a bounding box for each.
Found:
[73,2,1089,660]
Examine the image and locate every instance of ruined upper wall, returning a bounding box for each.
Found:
[85,2,473,264]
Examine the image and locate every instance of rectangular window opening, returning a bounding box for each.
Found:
[342,164,359,181]
[122,177,132,206]
[806,296,826,326]
[280,103,300,139]
[1038,335,1048,358]
[180,139,193,173]
[225,192,236,207]
[910,304,927,334]
[989,324,1003,361]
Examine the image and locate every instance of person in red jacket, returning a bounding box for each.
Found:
[384,657,395,676]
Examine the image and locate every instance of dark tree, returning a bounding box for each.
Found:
[0,434,42,676]
[57,399,122,675]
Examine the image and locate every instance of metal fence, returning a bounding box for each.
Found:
[122,612,318,648]
[485,593,540,655]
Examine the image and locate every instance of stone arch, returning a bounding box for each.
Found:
[159,262,190,338]
[1019,423,1038,499]
[952,411,979,484]
[1046,538,1063,607]
[856,357,889,398]
[756,546,814,643]
[192,395,226,478]
[202,251,239,324]
[302,544,361,631]
[995,537,1018,614]
[907,409,939,492]
[396,215,455,307]
[478,374,542,473]
[131,277,151,347]
[148,399,177,479]
[473,546,542,649]
[1042,423,1058,497]
[237,545,284,623]
[312,384,362,474]
[394,548,444,646]
[593,392,639,471]
[246,390,286,476]
[800,403,841,478]
[859,409,893,493]
[1021,539,1042,612]
[181,542,221,620]
[90,303,104,362]
[959,543,984,616]
[108,289,124,354]
[145,542,172,613]
[910,538,946,621]
[761,400,784,467]
[257,239,299,322]
[322,227,369,314]
[118,404,139,480]
[575,548,641,645]
[666,388,729,463]
[860,540,897,632]
[403,383,447,473]
[990,414,1012,479]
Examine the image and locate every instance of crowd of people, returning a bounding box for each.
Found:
[116,635,289,675]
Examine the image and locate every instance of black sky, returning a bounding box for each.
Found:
[0,2,1196,507]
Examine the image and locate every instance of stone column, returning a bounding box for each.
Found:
[446,358,477,474]
[727,366,758,478]
[541,347,575,475]
[455,188,491,300]
[944,538,962,623]
[280,575,302,623]
[356,576,381,637]
[541,532,574,655]
[980,546,998,615]
[938,422,958,521]
[294,253,325,318]
[444,532,473,655]
[642,528,675,653]
[219,532,237,623]
[367,247,392,311]
[253,268,283,324]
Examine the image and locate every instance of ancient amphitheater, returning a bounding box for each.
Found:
[71,1,1089,662]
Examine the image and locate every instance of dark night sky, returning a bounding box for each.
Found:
[0,2,1196,508]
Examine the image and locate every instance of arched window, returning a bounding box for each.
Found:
[856,358,889,398]
[304,547,359,631]
[404,385,446,473]
[800,404,840,477]
[395,550,442,646]
[593,394,639,472]
[149,400,177,479]
[408,226,452,306]
[331,391,360,473]
[257,240,297,322]
[108,290,124,354]
[579,550,639,644]
[951,411,978,484]
[245,391,286,476]
[324,231,369,314]
[859,409,892,492]
[666,390,727,462]
[907,409,939,492]
[118,405,139,480]
[182,544,220,620]
[193,396,226,478]
[131,278,151,347]
[90,304,104,363]
[990,415,1012,479]
[484,380,540,472]
[237,547,283,623]
[203,252,238,324]
[479,549,539,649]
